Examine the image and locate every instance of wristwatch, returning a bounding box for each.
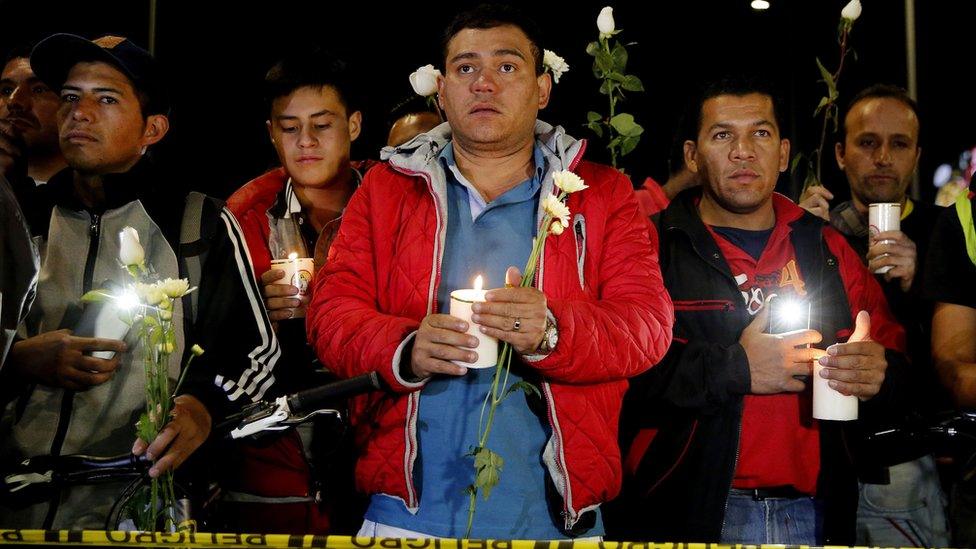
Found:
[535,311,559,355]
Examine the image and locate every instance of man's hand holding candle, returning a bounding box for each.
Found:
[817,310,888,400]
[260,268,305,321]
[472,267,549,355]
[409,315,478,379]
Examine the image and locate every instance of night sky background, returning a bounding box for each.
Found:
[1,0,972,204]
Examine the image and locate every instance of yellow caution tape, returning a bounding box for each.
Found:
[0,531,933,549]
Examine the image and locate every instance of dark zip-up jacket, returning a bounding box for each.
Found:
[610,190,910,544]
[0,159,280,528]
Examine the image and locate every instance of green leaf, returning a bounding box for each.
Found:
[611,43,628,72]
[607,71,627,83]
[587,111,602,123]
[620,135,641,157]
[608,136,623,149]
[586,121,604,139]
[594,50,614,75]
[80,289,113,303]
[472,447,504,500]
[621,75,644,92]
[813,96,830,117]
[609,113,644,137]
[503,380,541,401]
[585,41,601,57]
[599,79,615,96]
[814,57,837,101]
[790,152,806,174]
[136,412,156,443]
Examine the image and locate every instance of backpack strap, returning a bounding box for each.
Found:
[179,192,223,327]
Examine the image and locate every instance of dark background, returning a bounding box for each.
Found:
[1,0,972,203]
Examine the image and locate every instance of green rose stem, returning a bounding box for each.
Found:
[602,37,619,169]
[803,16,855,196]
[464,190,566,538]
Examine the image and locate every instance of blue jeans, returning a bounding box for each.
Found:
[721,492,823,545]
[857,456,950,547]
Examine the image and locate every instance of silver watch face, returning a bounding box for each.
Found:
[546,326,558,348]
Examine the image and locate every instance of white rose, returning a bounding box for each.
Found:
[409,64,441,97]
[841,0,861,22]
[597,6,615,37]
[542,194,571,229]
[549,220,566,236]
[543,50,569,84]
[159,277,190,298]
[118,226,145,266]
[552,170,589,194]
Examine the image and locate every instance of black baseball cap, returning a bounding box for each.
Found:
[30,33,169,115]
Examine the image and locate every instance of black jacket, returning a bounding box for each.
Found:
[608,190,911,544]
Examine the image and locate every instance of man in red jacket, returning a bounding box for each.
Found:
[223,49,370,534]
[306,4,672,539]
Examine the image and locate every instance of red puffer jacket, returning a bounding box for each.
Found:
[306,122,674,530]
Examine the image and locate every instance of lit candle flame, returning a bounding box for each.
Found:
[473,275,484,291]
[288,252,298,260]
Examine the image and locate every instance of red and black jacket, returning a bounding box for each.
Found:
[609,189,910,544]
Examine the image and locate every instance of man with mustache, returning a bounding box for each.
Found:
[0,34,279,529]
[307,4,672,539]
[800,85,949,547]
[616,77,908,545]
[0,45,66,186]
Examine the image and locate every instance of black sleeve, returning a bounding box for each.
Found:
[924,206,976,308]
[179,205,281,420]
[625,338,751,424]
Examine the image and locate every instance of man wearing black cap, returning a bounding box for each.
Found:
[0,34,280,529]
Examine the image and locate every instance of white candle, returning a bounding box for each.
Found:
[813,361,859,421]
[449,275,498,369]
[270,252,315,318]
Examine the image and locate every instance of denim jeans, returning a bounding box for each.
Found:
[720,492,823,545]
[856,456,950,547]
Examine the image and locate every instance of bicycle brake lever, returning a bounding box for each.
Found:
[230,396,291,439]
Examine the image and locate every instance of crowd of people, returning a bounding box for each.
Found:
[2,4,975,546]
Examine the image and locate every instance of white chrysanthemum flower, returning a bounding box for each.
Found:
[552,170,589,194]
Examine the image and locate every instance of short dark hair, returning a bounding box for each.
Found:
[691,75,786,138]
[441,4,545,77]
[387,94,439,128]
[2,43,33,69]
[264,49,358,115]
[839,84,920,145]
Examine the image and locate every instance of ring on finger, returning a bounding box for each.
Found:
[512,317,521,332]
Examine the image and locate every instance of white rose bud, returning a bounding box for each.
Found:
[157,341,175,354]
[597,6,615,37]
[552,170,589,194]
[118,226,145,267]
[409,64,441,97]
[543,50,570,84]
[160,309,173,321]
[841,0,861,22]
[549,220,566,236]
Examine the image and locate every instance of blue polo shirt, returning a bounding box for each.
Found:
[364,144,603,538]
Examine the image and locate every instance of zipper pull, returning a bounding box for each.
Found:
[89,213,101,237]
